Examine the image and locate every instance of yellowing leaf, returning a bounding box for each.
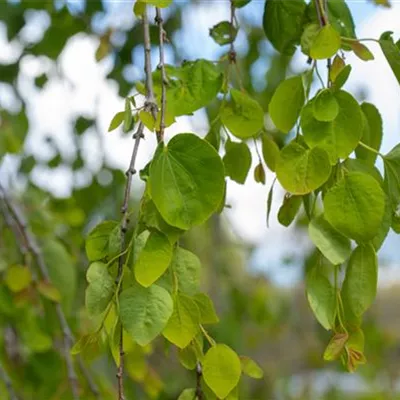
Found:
[5,265,31,292]
[37,281,61,303]
[240,356,264,379]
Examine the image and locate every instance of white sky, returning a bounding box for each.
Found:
[1,1,400,286]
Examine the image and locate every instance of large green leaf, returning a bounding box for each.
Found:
[163,293,200,348]
[308,214,351,265]
[275,142,331,194]
[324,172,385,242]
[342,244,378,317]
[119,284,173,346]
[301,90,363,163]
[149,134,225,229]
[263,0,307,55]
[223,140,252,184]
[202,344,241,399]
[355,103,383,166]
[310,24,341,59]
[85,220,119,262]
[85,262,114,316]
[134,231,173,287]
[268,76,305,133]
[220,89,264,139]
[306,264,336,330]
[42,240,77,313]
[380,31,400,85]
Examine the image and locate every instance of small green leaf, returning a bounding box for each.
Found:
[123,98,133,133]
[240,356,264,379]
[178,345,198,370]
[277,194,302,227]
[330,55,346,83]
[232,0,251,7]
[266,180,275,228]
[310,24,341,59]
[210,21,237,46]
[223,140,252,184]
[261,134,280,172]
[306,265,336,330]
[313,89,339,122]
[119,284,173,346]
[178,389,197,400]
[308,214,351,265]
[203,344,241,399]
[276,142,331,195]
[342,244,378,317]
[149,134,225,229]
[350,41,374,61]
[355,103,383,166]
[380,31,400,85]
[254,162,266,184]
[204,124,221,151]
[133,1,146,17]
[108,111,125,132]
[85,220,119,262]
[71,332,101,356]
[5,265,31,292]
[139,0,172,7]
[383,144,400,209]
[269,76,305,133]
[193,293,219,324]
[163,293,201,349]
[85,262,114,316]
[134,231,173,287]
[323,332,348,361]
[221,89,264,139]
[324,172,385,242]
[37,281,61,303]
[263,0,307,55]
[332,64,352,90]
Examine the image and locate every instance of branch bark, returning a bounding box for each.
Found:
[115,6,157,399]
[0,185,100,400]
[195,362,204,400]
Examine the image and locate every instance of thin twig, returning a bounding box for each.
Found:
[0,362,19,400]
[314,0,331,86]
[115,6,156,399]
[155,7,167,143]
[195,362,203,400]
[0,185,99,400]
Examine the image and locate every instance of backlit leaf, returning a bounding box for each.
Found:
[223,140,252,184]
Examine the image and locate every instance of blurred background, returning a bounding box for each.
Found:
[1,0,400,399]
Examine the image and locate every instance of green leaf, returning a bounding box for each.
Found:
[372,197,392,250]
[37,281,61,303]
[300,23,320,56]
[75,116,94,135]
[323,332,348,361]
[342,244,378,316]
[163,293,201,348]
[85,262,114,317]
[383,144,400,209]
[5,265,31,292]
[326,0,356,38]
[324,172,385,242]
[193,293,219,324]
[123,97,133,133]
[210,21,237,46]
[221,89,264,139]
[254,162,266,185]
[71,332,101,356]
[240,356,264,379]
[261,134,280,172]
[204,124,221,151]
[301,90,363,163]
[119,284,173,346]
[310,24,341,59]
[108,111,125,132]
[276,142,331,195]
[85,220,119,262]
[355,103,383,166]
[134,231,173,287]
[380,31,400,85]
[343,158,383,186]
[263,0,307,55]
[306,264,336,330]
[313,89,339,122]
[223,140,252,184]
[350,41,374,61]
[42,240,77,312]
[178,389,197,400]
[232,0,251,7]
[178,345,198,370]
[203,344,241,399]
[149,134,225,229]
[332,64,352,90]
[269,76,305,133]
[308,214,351,265]
[277,194,302,227]
[139,0,172,7]
[266,180,275,228]
[330,55,346,83]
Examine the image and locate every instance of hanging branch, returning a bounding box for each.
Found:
[0,362,19,400]
[155,7,167,143]
[229,0,237,64]
[0,185,100,400]
[115,6,157,399]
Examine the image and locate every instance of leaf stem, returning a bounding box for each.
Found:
[358,141,382,157]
